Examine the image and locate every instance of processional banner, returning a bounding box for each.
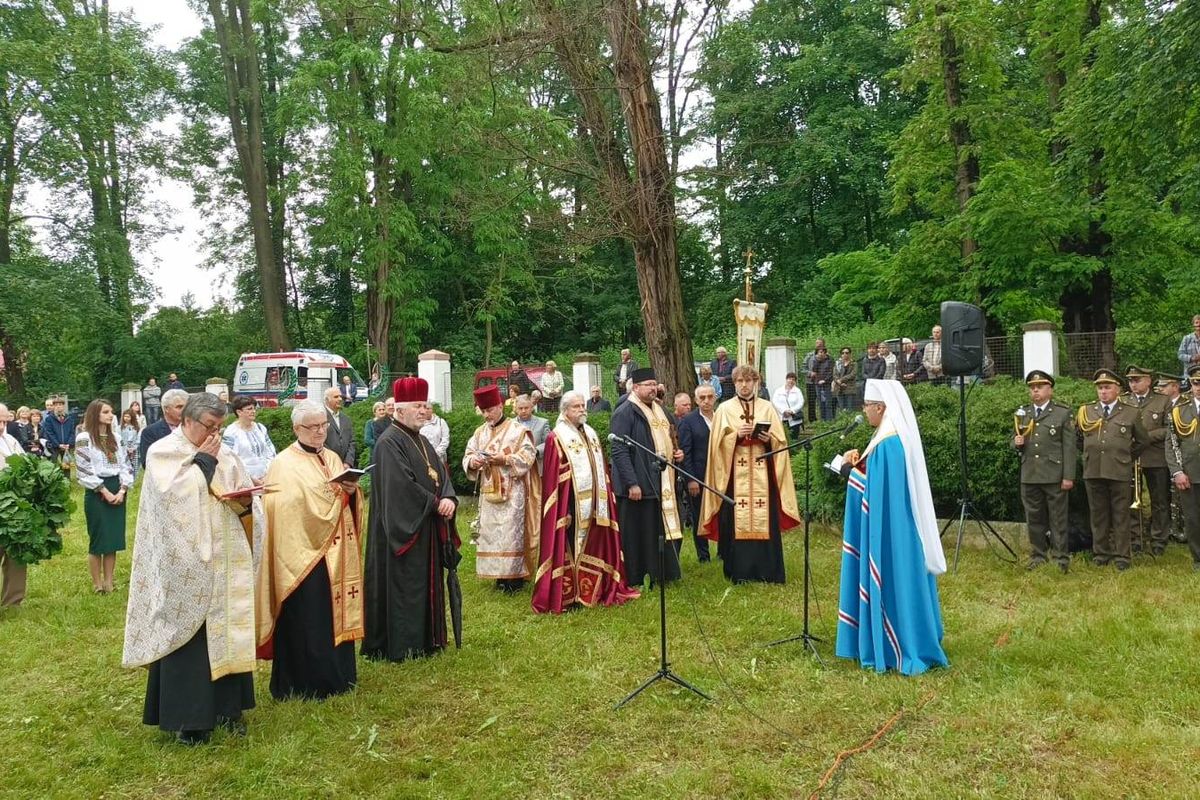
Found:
[734,299,768,371]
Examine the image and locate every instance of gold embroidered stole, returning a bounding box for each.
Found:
[477,418,519,503]
[554,422,611,551]
[731,398,774,540]
[630,399,682,541]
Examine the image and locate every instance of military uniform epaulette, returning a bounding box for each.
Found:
[1051,401,1069,411]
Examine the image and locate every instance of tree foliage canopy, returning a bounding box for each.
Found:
[2,0,1197,400]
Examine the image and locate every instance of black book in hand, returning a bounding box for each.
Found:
[329,464,373,483]
[752,422,772,438]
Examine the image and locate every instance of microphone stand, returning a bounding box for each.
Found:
[610,433,729,709]
[758,421,858,664]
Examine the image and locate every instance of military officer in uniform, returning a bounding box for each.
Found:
[1077,368,1148,571]
[1122,365,1172,555]
[1166,365,1200,570]
[1013,370,1076,572]
[1159,372,1190,543]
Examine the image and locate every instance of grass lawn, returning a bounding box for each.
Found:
[3,482,1200,799]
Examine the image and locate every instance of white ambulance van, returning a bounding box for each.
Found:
[232,350,368,407]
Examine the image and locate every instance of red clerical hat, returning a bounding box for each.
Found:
[473,385,503,410]
[393,376,428,403]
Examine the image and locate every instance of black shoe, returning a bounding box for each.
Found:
[1026,559,1047,571]
[1171,532,1188,543]
[1057,562,1069,574]
[1132,542,1144,554]
[1151,546,1165,558]
[1092,558,1110,567]
[1115,562,1131,572]
[176,730,211,746]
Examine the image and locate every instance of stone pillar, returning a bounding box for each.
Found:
[205,378,229,401]
[1022,321,1058,379]
[764,337,797,398]
[573,353,601,397]
[418,349,452,411]
[121,384,143,414]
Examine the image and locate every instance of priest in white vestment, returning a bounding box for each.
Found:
[464,385,540,592]
[123,392,263,744]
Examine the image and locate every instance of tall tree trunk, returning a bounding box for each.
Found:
[535,0,696,394]
[937,3,979,262]
[0,56,26,398]
[207,0,291,350]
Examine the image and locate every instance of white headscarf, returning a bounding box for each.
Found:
[862,379,946,575]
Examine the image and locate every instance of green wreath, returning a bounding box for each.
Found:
[0,454,76,565]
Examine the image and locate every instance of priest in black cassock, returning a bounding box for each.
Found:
[255,400,364,700]
[362,377,460,662]
[609,367,686,585]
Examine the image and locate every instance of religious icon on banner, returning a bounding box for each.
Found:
[734,299,768,371]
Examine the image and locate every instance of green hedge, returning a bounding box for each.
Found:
[796,377,1100,524]
[249,379,1101,522]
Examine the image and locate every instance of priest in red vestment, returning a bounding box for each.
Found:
[532,391,640,613]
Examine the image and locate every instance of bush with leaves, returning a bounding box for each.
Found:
[0,455,76,565]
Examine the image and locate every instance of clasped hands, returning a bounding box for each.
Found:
[470,452,508,470]
[100,487,127,506]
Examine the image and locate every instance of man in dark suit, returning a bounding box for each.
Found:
[165,372,186,392]
[677,383,716,563]
[586,385,612,413]
[323,387,356,467]
[139,389,189,467]
[339,375,357,405]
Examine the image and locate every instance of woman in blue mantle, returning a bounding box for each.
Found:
[833,378,948,676]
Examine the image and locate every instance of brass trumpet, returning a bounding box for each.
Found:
[1131,459,1151,511]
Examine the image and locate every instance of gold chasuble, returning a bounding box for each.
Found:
[701,396,800,541]
[256,444,365,653]
[630,397,683,541]
[123,429,258,680]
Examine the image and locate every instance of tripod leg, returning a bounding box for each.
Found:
[952,500,969,572]
[971,506,1017,560]
[662,670,713,700]
[614,673,666,709]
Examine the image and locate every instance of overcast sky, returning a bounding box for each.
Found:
[102,0,209,310]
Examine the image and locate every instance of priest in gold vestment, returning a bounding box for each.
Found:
[256,400,364,700]
[123,393,260,744]
[701,365,800,584]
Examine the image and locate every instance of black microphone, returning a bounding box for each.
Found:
[840,414,864,439]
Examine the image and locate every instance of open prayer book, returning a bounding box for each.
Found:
[220,484,277,500]
[824,453,847,476]
[328,464,373,484]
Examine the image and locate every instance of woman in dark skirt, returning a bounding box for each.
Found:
[75,399,134,594]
